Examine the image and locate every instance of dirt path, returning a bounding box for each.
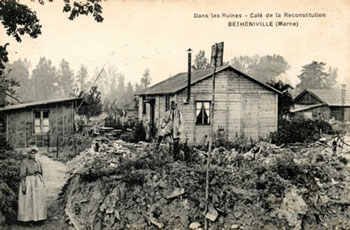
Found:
[4,152,69,230]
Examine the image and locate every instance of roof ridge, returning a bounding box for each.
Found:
[137,64,281,96]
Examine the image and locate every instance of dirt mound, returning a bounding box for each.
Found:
[61,140,350,230]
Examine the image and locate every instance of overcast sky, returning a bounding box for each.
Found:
[1,0,349,87]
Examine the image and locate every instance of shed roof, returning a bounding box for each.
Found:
[136,65,281,96]
[0,97,83,112]
[294,88,350,106]
[290,104,326,113]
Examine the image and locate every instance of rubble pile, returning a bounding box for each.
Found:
[61,139,350,230]
[55,134,93,162]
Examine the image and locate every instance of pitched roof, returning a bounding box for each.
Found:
[295,88,350,106]
[0,97,83,112]
[136,65,281,96]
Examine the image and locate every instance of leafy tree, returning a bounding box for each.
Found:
[106,71,126,106]
[76,65,90,92]
[58,59,74,97]
[231,55,290,83]
[5,58,31,102]
[116,73,125,103]
[231,55,259,73]
[135,68,151,92]
[0,70,19,105]
[266,80,294,117]
[124,82,135,109]
[141,68,151,89]
[31,57,59,101]
[77,86,103,121]
[0,0,104,67]
[0,0,104,104]
[296,61,337,92]
[192,50,210,70]
[103,67,117,101]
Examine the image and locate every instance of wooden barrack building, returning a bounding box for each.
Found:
[0,97,83,148]
[136,65,281,144]
[291,88,350,121]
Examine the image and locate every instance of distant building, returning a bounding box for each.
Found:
[136,65,281,144]
[290,87,350,121]
[0,97,84,148]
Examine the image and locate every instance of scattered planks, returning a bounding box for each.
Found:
[142,212,164,229]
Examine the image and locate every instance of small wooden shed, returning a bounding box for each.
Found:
[0,97,84,148]
[291,88,350,121]
[136,65,281,144]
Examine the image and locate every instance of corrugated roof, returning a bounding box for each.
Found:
[295,88,350,106]
[136,65,281,96]
[0,97,83,112]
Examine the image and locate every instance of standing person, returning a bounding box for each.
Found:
[18,146,47,224]
[155,101,183,160]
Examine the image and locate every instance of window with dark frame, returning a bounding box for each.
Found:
[33,110,50,134]
[165,95,170,111]
[196,101,211,125]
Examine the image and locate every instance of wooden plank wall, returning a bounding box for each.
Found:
[296,92,321,105]
[294,106,331,120]
[345,108,350,122]
[5,102,75,148]
[176,70,277,144]
[259,93,278,138]
[331,107,345,121]
[138,69,278,144]
[7,111,16,147]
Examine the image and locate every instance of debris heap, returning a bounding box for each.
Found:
[61,139,350,230]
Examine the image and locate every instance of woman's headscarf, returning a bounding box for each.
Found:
[26,145,39,154]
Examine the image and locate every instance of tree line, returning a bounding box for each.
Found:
[193,50,338,92]
[5,50,339,119]
[4,57,151,110]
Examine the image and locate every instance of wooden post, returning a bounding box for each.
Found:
[193,94,197,144]
[258,92,261,140]
[74,136,77,156]
[158,96,160,128]
[275,94,278,130]
[47,131,50,152]
[56,135,59,158]
[24,110,27,148]
[205,43,218,230]
[15,110,17,147]
[226,92,229,146]
[6,113,8,142]
[72,101,75,134]
[62,102,65,137]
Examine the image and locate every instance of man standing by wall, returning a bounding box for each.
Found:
[155,101,183,160]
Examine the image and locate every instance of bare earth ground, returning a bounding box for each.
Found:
[4,152,69,230]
